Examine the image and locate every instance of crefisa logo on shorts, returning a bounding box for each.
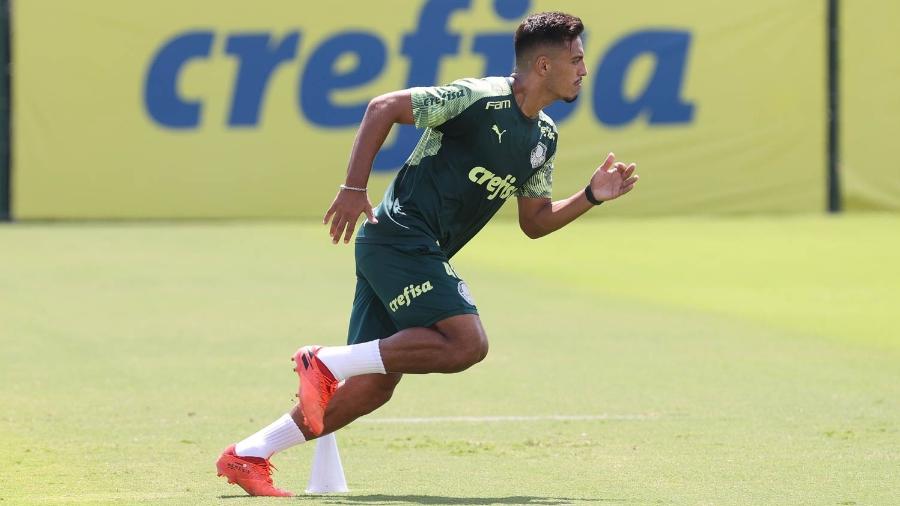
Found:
[389,281,434,312]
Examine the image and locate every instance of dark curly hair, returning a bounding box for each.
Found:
[514,12,584,69]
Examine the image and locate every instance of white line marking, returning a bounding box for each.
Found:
[359,414,657,424]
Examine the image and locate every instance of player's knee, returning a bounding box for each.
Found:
[434,314,489,372]
[354,373,401,413]
[472,334,489,363]
[448,332,489,372]
[374,374,401,403]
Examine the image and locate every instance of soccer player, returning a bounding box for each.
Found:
[217,11,638,496]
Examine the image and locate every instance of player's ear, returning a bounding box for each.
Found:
[535,55,550,76]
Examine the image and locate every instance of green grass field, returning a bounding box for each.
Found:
[1,215,898,505]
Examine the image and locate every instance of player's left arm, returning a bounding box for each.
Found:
[517,153,638,239]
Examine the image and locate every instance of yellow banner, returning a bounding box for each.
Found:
[13,0,825,219]
[842,1,900,211]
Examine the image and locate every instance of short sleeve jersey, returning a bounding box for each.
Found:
[356,76,558,259]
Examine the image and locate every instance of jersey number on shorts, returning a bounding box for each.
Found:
[443,262,460,279]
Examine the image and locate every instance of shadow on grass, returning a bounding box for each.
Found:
[221,494,622,505]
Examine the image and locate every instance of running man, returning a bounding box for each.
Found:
[217,11,638,496]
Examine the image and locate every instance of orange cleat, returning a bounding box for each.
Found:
[292,345,338,436]
[215,444,292,497]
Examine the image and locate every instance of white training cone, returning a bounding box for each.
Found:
[305,432,349,494]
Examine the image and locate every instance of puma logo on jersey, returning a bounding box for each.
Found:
[485,100,511,110]
[391,198,406,215]
[492,124,507,143]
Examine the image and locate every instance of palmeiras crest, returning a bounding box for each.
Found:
[457,281,475,306]
[530,142,547,169]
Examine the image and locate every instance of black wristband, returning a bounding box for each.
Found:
[584,185,604,206]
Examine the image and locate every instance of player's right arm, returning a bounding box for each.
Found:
[323,91,414,244]
[517,153,638,239]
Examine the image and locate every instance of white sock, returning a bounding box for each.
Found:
[234,413,305,459]
[316,340,386,381]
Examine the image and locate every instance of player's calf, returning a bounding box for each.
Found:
[290,373,403,439]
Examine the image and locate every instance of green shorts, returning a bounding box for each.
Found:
[346,241,479,345]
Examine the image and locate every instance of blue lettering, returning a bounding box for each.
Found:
[543,93,577,125]
[472,35,513,76]
[593,30,694,127]
[144,31,214,128]
[374,0,471,170]
[493,0,529,20]
[301,33,386,127]
[472,0,529,75]
[143,4,696,143]
[225,32,300,127]
[543,93,578,125]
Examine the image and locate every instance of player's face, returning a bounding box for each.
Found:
[550,37,587,103]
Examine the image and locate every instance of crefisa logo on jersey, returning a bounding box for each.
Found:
[467,167,518,200]
[530,142,547,169]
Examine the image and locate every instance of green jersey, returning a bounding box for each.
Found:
[357,76,558,258]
